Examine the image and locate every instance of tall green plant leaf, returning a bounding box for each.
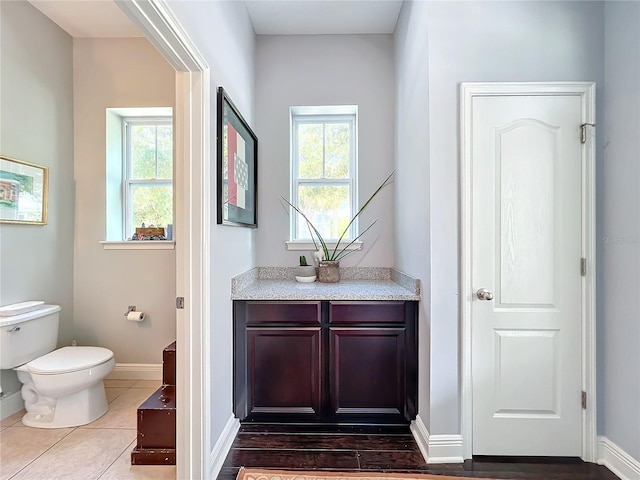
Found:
[282,171,394,262]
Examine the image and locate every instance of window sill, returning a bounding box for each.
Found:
[285,240,362,252]
[100,240,175,250]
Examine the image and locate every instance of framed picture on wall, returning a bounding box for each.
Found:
[0,155,48,225]
[216,87,258,227]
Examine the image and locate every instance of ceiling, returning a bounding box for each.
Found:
[28,0,143,38]
[28,0,404,38]
[246,0,403,35]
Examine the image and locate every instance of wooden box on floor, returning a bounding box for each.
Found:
[131,341,176,465]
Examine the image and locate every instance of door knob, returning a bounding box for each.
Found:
[476,288,494,301]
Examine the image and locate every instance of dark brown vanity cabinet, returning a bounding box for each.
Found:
[234,300,418,424]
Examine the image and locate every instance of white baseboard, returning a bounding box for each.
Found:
[410,414,430,462]
[209,414,240,479]
[428,434,465,463]
[411,415,464,464]
[598,436,640,480]
[107,363,162,380]
[0,391,24,420]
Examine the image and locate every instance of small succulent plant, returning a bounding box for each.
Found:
[295,254,317,280]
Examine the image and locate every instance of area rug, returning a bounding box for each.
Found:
[236,468,501,480]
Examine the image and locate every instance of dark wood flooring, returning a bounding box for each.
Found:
[217,424,619,480]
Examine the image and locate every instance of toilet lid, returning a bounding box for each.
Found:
[26,346,114,375]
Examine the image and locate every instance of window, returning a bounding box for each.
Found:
[123,117,173,239]
[290,106,357,244]
[104,107,173,245]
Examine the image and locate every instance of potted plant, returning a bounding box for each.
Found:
[283,172,394,283]
[294,255,317,282]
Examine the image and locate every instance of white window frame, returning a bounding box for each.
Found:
[288,106,359,249]
[122,116,173,240]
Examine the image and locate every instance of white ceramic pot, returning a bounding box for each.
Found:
[295,265,317,282]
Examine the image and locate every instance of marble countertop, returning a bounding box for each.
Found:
[231,267,421,301]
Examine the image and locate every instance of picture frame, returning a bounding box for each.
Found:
[0,155,48,225]
[216,87,258,227]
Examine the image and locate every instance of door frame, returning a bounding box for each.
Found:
[116,1,211,478]
[459,82,597,461]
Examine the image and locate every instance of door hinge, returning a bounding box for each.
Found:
[176,297,184,309]
[581,258,587,276]
[581,391,587,409]
[581,123,596,144]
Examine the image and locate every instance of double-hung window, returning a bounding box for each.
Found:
[290,106,357,245]
[123,117,173,240]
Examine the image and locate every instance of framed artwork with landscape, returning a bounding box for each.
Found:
[0,155,48,225]
[216,87,258,227]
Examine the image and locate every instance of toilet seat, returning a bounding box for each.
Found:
[25,346,114,375]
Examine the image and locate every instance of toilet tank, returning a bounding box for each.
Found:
[0,304,61,369]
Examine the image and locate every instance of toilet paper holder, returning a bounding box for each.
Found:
[124,306,146,322]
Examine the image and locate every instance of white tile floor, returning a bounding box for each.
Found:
[0,379,176,480]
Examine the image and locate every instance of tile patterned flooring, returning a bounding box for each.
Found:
[0,379,175,480]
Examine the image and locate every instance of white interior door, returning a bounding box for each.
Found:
[469,91,586,456]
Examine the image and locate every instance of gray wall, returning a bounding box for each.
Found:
[167,0,257,448]
[395,0,604,435]
[255,34,395,268]
[73,38,176,363]
[0,1,74,396]
[394,0,432,430]
[600,1,640,460]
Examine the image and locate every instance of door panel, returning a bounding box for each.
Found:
[247,327,321,416]
[330,327,405,417]
[498,119,557,306]
[471,94,583,456]
[493,329,559,417]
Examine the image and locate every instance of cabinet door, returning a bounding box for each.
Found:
[247,327,321,418]
[330,327,406,418]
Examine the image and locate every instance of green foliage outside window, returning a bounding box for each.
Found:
[130,124,173,180]
[296,121,351,240]
[131,184,173,232]
[127,120,173,234]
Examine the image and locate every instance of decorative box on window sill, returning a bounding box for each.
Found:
[134,227,165,241]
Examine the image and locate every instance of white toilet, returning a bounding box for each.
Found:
[0,301,115,428]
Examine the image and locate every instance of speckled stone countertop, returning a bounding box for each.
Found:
[231,267,421,301]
